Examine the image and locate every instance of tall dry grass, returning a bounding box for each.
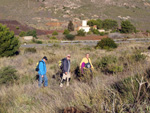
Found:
[0,43,150,112]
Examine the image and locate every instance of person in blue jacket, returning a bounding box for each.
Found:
[38,56,48,87]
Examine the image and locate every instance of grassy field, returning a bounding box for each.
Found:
[0,42,150,112]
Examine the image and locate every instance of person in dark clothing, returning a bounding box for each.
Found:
[60,54,71,87]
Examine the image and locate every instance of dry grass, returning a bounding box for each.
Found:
[0,42,150,112]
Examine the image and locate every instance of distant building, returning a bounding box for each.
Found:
[79,20,90,32]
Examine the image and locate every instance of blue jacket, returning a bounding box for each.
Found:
[38,59,47,75]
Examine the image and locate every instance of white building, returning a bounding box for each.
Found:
[79,20,90,32]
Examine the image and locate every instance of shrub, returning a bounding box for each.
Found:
[24,48,37,54]
[65,34,75,40]
[52,31,58,35]
[100,32,105,36]
[0,24,20,57]
[16,26,19,30]
[50,36,57,40]
[91,29,100,35]
[77,29,86,36]
[132,51,146,62]
[63,29,70,35]
[97,56,123,74]
[19,31,26,37]
[87,31,92,35]
[96,38,118,49]
[26,29,37,38]
[0,66,18,85]
[68,20,74,31]
[121,20,136,33]
[32,39,43,44]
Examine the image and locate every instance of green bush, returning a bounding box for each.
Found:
[26,29,37,38]
[91,29,100,35]
[121,20,136,33]
[77,29,86,36]
[50,36,57,40]
[87,19,103,29]
[52,31,58,35]
[96,38,118,49]
[0,66,18,85]
[102,19,118,30]
[63,29,70,35]
[97,56,123,74]
[19,31,26,37]
[100,32,105,36]
[0,24,20,57]
[87,31,92,35]
[32,39,43,44]
[24,48,37,54]
[65,34,75,40]
[16,26,19,30]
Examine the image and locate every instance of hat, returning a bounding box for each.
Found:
[43,56,48,61]
[67,54,71,57]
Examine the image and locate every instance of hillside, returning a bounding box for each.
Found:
[0,0,150,30]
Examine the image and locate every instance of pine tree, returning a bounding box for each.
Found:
[0,24,20,57]
[68,21,74,31]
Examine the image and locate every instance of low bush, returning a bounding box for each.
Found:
[91,29,100,35]
[65,34,75,40]
[97,56,123,74]
[19,31,26,37]
[0,66,18,85]
[50,36,57,40]
[26,30,37,38]
[132,51,146,62]
[100,32,105,36]
[52,31,58,35]
[96,38,118,49]
[24,48,37,54]
[63,29,70,35]
[77,29,86,36]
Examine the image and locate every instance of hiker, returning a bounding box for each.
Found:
[38,56,48,87]
[60,54,71,87]
[80,53,94,74]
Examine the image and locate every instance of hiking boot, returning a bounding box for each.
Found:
[60,83,63,87]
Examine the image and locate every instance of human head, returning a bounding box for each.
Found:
[43,56,48,62]
[66,54,71,60]
[86,53,89,58]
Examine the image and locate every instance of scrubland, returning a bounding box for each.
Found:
[0,43,150,113]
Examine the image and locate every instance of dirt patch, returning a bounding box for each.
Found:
[0,20,63,35]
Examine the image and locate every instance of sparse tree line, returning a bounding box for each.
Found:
[87,19,137,34]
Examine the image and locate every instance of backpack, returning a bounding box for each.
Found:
[58,58,65,70]
[35,61,44,72]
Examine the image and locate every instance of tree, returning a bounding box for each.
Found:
[121,20,136,33]
[68,21,74,31]
[87,19,103,29]
[102,19,118,30]
[0,24,20,57]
